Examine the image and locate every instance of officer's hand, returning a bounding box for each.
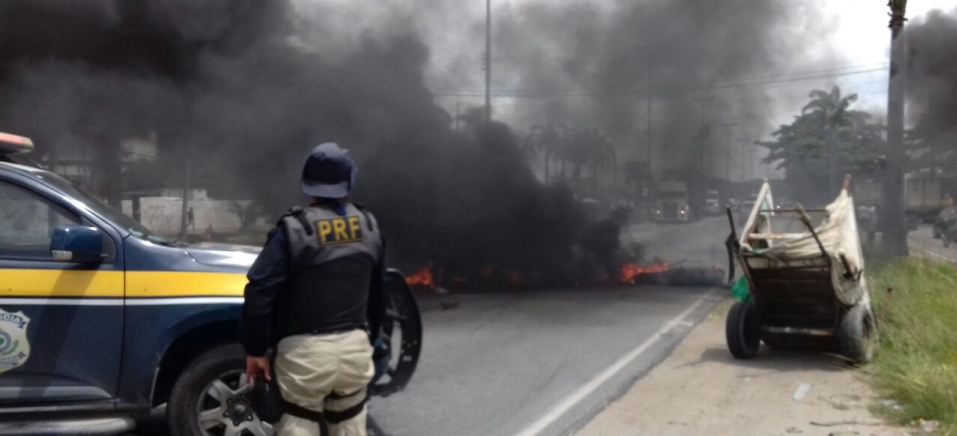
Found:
[246,356,271,381]
[372,338,391,360]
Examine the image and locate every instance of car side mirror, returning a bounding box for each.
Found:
[50,225,103,264]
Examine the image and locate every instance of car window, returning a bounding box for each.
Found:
[0,179,81,260]
[32,171,172,245]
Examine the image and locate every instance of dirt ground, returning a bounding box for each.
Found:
[575,300,909,436]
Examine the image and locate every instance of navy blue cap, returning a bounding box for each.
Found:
[300,143,357,199]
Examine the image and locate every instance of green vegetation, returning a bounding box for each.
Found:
[869,258,957,431]
[759,85,884,204]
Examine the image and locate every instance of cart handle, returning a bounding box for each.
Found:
[796,203,829,260]
[724,206,738,285]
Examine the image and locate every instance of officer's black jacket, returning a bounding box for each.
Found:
[240,206,386,357]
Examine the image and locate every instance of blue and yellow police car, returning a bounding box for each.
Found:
[0,133,421,435]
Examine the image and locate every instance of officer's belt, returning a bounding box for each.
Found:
[282,391,368,424]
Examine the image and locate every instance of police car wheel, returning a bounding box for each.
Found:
[168,344,273,436]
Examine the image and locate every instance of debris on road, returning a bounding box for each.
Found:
[919,419,939,433]
[810,420,884,427]
[793,383,813,401]
[880,399,903,411]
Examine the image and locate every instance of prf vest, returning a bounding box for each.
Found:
[278,202,383,338]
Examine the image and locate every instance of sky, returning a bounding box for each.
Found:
[825,0,956,118]
[428,0,957,180]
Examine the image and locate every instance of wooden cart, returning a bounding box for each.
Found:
[724,179,877,363]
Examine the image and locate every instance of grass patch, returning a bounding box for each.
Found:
[869,258,957,431]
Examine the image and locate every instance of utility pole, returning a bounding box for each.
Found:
[454,101,460,133]
[720,122,738,203]
[635,45,654,178]
[646,60,652,176]
[720,122,738,182]
[748,146,759,181]
[736,139,751,182]
[694,96,714,175]
[484,0,492,126]
[883,0,908,256]
[179,155,190,241]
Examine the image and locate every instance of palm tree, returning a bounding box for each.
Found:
[522,124,564,184]
[562,128,615,193]
[585,130,616,194]
[801,86,868,191]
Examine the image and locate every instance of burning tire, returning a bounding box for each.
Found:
[726,301,760,359]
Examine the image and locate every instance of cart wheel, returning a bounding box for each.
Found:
[839,304,877,364]
[726,301,760,359]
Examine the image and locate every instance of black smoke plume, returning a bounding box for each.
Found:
[0,0,825,279]
[0,0,582,275]
[487,0,822,179]
[904,8,957,160]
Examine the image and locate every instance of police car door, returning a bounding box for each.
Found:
[0,178,124,405]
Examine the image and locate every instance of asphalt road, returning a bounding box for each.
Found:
[623,215,732,269]
[370,217,730,436]
[908,224,957,262]
[368,286,720,436]
[137,218,730,436]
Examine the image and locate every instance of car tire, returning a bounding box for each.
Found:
[726,301,760,359]
[168,344,272,436]
[838,304,877,364]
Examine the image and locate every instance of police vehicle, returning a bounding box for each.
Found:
[0,133,422,435]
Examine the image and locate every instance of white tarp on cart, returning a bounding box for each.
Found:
[739,181,869,306]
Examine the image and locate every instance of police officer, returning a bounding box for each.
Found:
[242,142,386,436]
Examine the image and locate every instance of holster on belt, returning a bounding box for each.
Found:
[248,351,284,424]
[247,350,369,426]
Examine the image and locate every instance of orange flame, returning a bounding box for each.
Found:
[619,262,669,284]
[406,265,434,289]
[596,272,610,284]
[506,272,523,286]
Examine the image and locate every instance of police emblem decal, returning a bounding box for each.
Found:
[0,309,31,375]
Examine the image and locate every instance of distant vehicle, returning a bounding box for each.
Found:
[654,181,691,223]
[727,197,741,212]
[933,207,957,239]
[905,173,954,223]
[702,190,721,216]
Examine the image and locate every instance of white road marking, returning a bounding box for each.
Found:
[512,289,719,436]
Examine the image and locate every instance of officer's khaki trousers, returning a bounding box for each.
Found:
[274,330,374,436]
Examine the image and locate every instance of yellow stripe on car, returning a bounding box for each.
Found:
[1,270,248,298]
[1,269,124,297]
[126,271,248,297]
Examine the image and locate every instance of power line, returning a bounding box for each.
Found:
[432,61,889,96]
[431,66,887,99]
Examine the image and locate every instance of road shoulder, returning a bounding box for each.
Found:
[575,300,903,436]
